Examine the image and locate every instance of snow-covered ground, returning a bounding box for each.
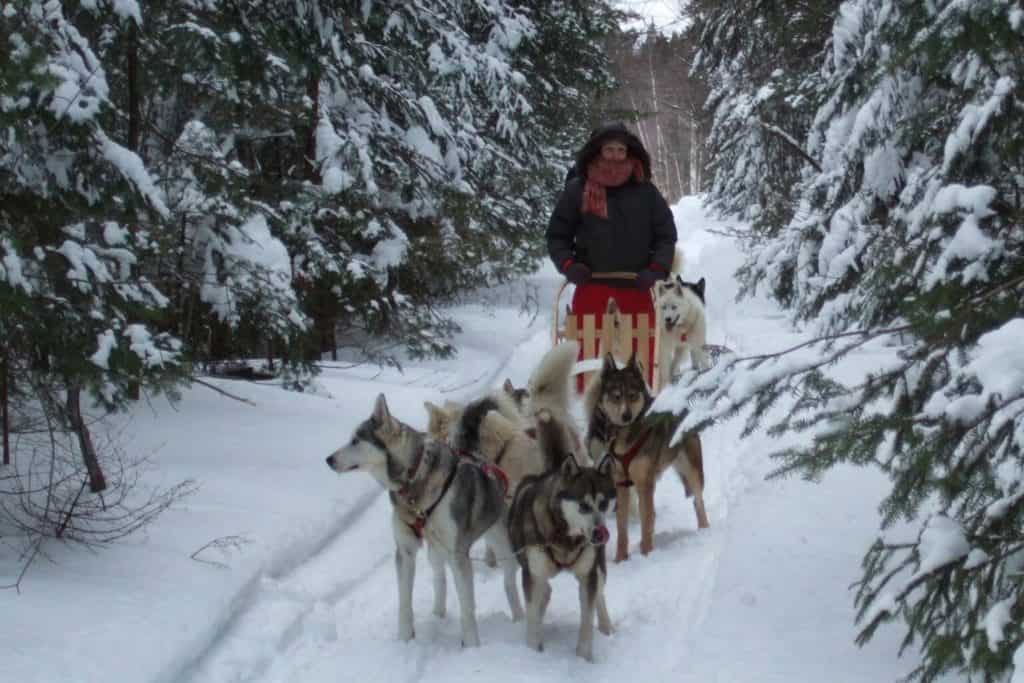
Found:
[2,197,925,682]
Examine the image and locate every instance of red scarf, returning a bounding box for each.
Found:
[582,157,645,218]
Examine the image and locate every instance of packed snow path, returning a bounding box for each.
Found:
[165,199,917,683]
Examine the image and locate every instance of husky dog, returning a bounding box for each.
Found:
[502,377,530,415]
[584,351,709,563]
[508,411,616,661]
[326,394,523,647]
[653,274,710,388]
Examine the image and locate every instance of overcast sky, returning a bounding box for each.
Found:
[616,0,688,35]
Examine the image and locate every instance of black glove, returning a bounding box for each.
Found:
[635,268,662,290]
[563,261,591,285]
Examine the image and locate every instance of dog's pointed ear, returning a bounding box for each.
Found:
[503,378,515,395]
[653,280,667,298]
[561,452,581,477]
[602,352,617,374]
[424,400,443,421]
[373,394,395,428]
[675,274,685,287]
[695,277,706,299]
[627,347,640,369]
[597,453,615,477]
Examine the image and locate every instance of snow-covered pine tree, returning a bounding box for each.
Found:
[689,0,835,264]
[0,0,190,541]
[682,1,1024,680]
[0,1,183,418]
[121,0,619,366]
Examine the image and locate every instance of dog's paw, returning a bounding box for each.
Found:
[398,624,415,642]
[462,633,481,648]
[614,550,629,563]
[598,621,614,636]
[576,643,595,662]
[432,604,446,618]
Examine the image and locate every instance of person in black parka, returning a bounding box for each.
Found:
[547,122,678,390]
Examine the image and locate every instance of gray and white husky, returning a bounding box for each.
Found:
[653,274,710,388]
[508,410,616,661]
[326,394,523,647]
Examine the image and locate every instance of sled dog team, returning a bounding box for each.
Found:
[326,274,709,661]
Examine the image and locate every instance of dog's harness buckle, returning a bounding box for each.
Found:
[611,428,652,488]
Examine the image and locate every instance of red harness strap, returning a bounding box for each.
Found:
[481,463,509,496]
[403,452,458,540]
[455,450,510,497]
[612,428,652,488]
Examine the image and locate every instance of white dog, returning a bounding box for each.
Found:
[653,274,710,388]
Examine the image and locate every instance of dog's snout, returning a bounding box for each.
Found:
[622,410,632,422]
[326,455,335,468]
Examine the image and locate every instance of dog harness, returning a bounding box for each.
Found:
[454,449,510,497]
[545,542,587,571]
[610,428,652,488]
[396,445,460,540]
[406,464,459,540]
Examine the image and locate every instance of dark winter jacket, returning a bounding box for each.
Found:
[547,123,676,281]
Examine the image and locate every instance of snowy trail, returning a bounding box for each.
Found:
[147,198,913,683]
[172,205,774,683]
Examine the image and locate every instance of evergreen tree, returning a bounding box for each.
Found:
[684,1,1024,680]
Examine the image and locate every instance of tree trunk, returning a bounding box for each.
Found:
[127,23,141,155]
[65,386,106,493]
[305,70,321,183]
[125,23,142,400]
[2,352,9,466]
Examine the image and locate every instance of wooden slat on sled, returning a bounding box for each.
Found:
[551,272,663,394]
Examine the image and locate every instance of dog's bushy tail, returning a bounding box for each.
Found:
[671,246,685,275]
[534,409,575,471]
[527,340,577,419]
[453,391,521,454]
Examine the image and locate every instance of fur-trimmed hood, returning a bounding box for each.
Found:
[575,122,652,181]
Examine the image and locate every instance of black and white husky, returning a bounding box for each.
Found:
[508,410,615,661]
[326,394,523,647]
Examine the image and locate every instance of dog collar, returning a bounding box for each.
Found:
[397,444,426,498]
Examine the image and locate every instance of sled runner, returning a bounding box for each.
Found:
[551,272,665,394]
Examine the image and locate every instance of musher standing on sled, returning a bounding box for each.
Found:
[546,122,677,391]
